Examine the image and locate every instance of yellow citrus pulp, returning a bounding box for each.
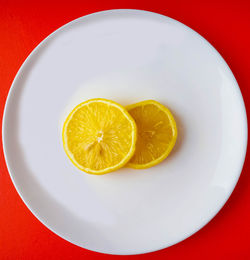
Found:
[126,100,177,169]
[62,99,137,174]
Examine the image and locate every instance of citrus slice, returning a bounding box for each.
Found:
[126,100,177,169]
[62,99,137,174]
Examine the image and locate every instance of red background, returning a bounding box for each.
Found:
[0,1,249,259]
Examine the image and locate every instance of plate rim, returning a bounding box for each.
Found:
[2,9,248,255]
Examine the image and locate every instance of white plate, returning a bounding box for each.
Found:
[2,9,247,255]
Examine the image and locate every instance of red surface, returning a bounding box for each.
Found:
[0,1,249,259]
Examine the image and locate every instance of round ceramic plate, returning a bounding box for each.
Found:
[2,9,247,255]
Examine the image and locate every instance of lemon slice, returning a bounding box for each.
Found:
[63,99,137,174]
[126,100,177,169]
